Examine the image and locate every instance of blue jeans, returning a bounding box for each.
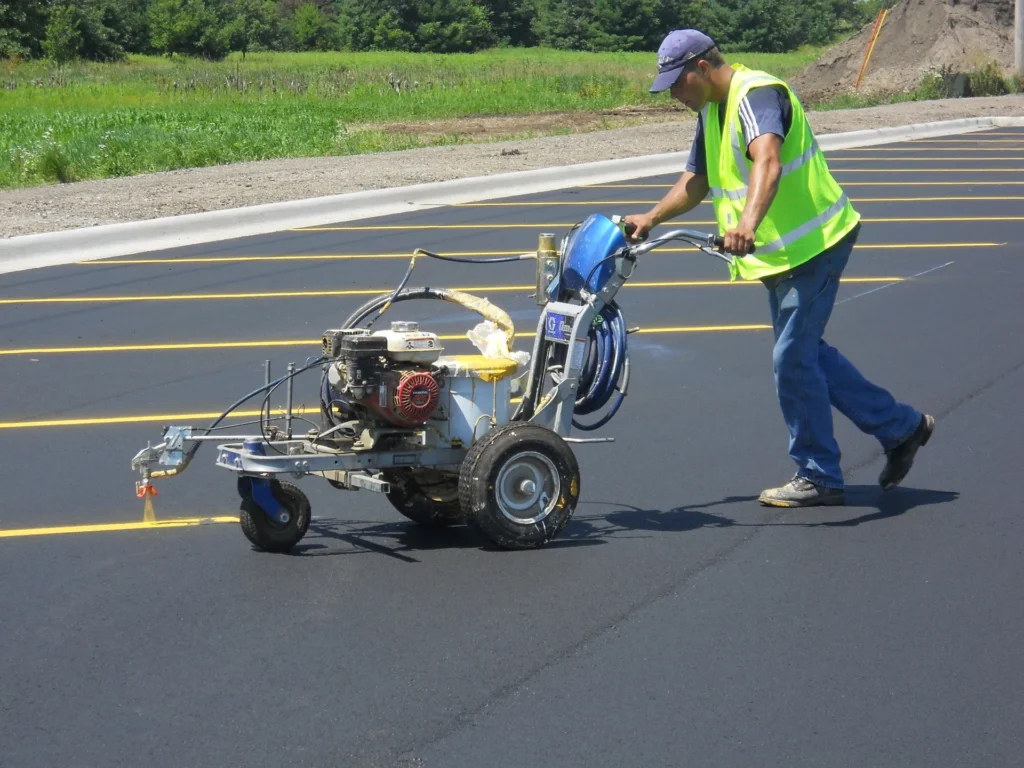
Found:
[761,224,921,489]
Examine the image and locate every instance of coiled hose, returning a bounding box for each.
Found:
[566,300,630,432]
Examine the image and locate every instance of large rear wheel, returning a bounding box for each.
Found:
[458,422,580,549]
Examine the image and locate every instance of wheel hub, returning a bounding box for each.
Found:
[495,451,560,525]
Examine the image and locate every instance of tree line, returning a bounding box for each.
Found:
[1,0,895,62]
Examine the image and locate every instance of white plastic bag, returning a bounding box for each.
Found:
[467,320,531,366]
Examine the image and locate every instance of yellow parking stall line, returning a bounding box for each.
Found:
[293,215,1024,232]
[289,224,653,231]
[0,409,271,429]
[0,277,903,307]
[84,251,531,265]
[828,168,1024,172]
[453,197,1024,207]
[582,181,1024,188]
[907,139,1024,145]
[82,241,1005,266]
[0,518,239,539]
[826,157,1024,161]
[0,323,783,357]
[831,147,1024,152]
[868,216,1024,222]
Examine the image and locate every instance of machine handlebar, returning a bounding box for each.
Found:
[620,224,755,263]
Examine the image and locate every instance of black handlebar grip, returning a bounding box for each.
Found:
[713,236,756,254]
[623,222,648,242]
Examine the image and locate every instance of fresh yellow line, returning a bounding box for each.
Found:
[290,224,686,231]
[293,216,1024,231]
[826,156,1024,161]
[454,196,1024,206]
[868,216,1024,222]
[0,340,316,354]
[84,251,530,265]
[834,147,1024,152]
[0,323,779,357]
[826,167,1024,172]
[631,324,770,333]
[84,241,1004,265]
[583,181,1024,187]
[852,242,1005,248]
[0,277,903,306]
[0,409,274,429]
[0,517,239,539]
[908,139,1024,145]
[0,325,777,427]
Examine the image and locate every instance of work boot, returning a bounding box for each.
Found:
[758,476,845,507]
[879,414,935,491]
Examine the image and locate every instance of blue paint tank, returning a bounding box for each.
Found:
[549,214,627,300]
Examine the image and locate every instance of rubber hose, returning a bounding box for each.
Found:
[570,301,629,431]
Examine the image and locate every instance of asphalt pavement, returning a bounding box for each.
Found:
[1,129,1023,767]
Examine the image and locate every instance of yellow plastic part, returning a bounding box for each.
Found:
[444,355,520,382]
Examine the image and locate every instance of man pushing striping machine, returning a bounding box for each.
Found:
[129,30,935,552]
[625,29,935,508]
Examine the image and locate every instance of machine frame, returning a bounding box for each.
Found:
[130,214,742,550]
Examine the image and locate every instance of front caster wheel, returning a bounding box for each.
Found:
[459,422,580,550]
[382,468,465,527]
[238,478,311,553]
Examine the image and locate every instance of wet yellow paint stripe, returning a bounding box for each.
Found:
[831,147,1024,152]
[0,517,238,539]
[0,323,773,357]
[583,181,1024,187]
[452,197,1024,207]
[0,277,904,306]
[907,139,1024,144]
[86,242,1005,265]
[292,217,1024,231]
[813,169,1024,173]
[85,251,530,264]
[825,156,1024,161]
[0,409,275,429]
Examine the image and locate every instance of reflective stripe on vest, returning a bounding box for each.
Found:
[754,192,851,254]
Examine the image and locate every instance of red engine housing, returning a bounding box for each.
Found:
[360,368,441,427]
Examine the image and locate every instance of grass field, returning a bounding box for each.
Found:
[0,47,826,189]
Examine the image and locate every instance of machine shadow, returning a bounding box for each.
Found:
[283,486,958,559]
[289,515,606,560]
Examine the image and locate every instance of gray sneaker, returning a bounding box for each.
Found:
[879,414,935,491]
[759,476,846,507]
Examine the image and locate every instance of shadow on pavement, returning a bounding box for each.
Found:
[580,485,960,536]
[280,486,959,558]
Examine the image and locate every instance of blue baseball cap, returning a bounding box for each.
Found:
[649,29,716,93]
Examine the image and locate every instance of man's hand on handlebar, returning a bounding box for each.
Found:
[623,213,655,243]
[722,224,757,256]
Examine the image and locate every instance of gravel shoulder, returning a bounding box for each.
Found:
[4,95,1024,240]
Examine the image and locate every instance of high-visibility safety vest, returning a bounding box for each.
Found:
[703,65,861,281]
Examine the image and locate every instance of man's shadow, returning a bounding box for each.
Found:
[781,485,961,528]
[572,486,960,537]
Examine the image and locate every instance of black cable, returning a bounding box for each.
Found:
[415,249,527,264]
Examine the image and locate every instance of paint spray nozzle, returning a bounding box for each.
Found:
[136,480,158,498]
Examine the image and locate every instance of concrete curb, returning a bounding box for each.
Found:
[3,115,1023,275]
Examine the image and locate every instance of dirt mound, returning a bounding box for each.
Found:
[790,0,1015,104]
